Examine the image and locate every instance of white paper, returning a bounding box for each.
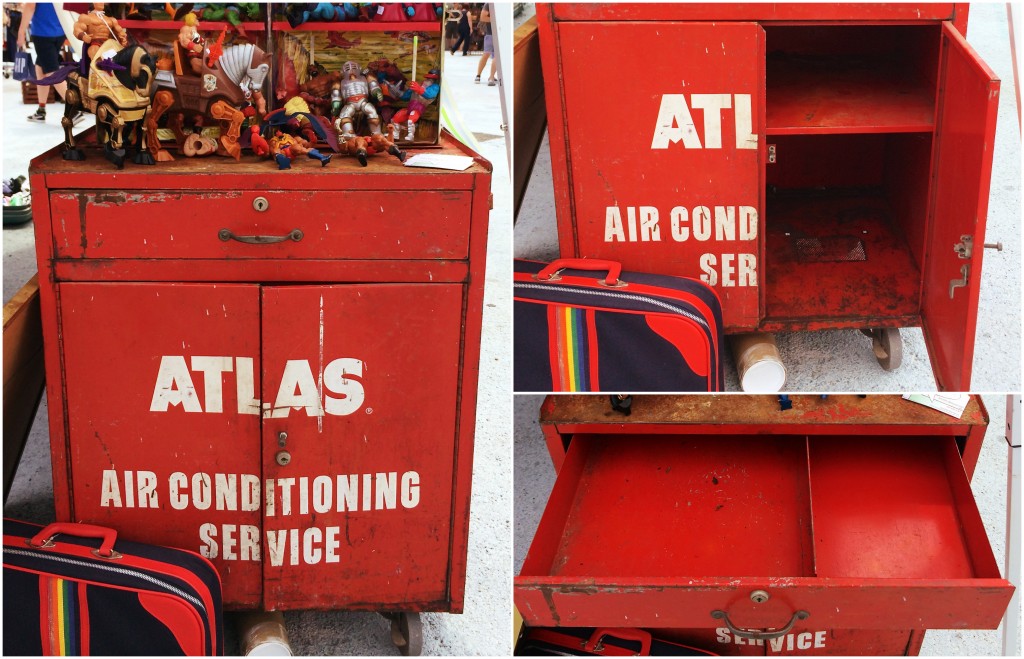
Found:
[402,154,475,171]
[902,393,971,418]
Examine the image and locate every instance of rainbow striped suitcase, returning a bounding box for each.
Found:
[514,259,724,392]
[3,519,223,656]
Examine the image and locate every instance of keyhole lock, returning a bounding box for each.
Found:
[275,450,291,466]
[253,196,269,212]
[750,590,770,604]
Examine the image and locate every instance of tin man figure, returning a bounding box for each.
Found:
[334,61,384,138]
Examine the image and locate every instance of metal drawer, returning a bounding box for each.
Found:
[49,189,471,261]
[515,433,1013,631]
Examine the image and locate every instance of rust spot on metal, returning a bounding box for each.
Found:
[78,195,88,253]
[542,588,562,625]
[90,192,127,206]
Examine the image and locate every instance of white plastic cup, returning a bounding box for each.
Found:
[239,611,292,656]
[731,333,787,392]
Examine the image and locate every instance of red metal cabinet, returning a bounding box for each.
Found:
[29,132,491,612]
[516,395,1014,655]
[536,3,999,390]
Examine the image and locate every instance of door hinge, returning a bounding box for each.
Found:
[954,235,973,259]
[949,264,969,299]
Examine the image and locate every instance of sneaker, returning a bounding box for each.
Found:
[488,78,497,86]
[474,75,481,83]
[27,108,46,123]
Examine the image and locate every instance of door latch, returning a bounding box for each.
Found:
[767,144,777,164]
[949,264,969,299]
[953,235,974,259]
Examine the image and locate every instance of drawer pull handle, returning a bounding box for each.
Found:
[711,608,809,640]
[219,228,304,244]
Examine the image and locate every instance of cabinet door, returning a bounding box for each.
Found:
[259,284,464,609]
[922,22,999,391]
[553,21,764,330]
[59,282,264,608]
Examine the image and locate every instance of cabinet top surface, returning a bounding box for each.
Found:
[541,394,987,428]
[546,2,962,22]
[30,131,490,188]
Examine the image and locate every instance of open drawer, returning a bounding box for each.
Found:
[515,434,1013,632]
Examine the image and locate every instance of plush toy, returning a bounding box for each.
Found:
[196,3,261,37]
[404,3,441,21]
[372,3,406,22]
[285,2,347,27]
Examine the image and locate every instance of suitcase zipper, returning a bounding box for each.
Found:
[515,282,711,330]
[4,547,206,613]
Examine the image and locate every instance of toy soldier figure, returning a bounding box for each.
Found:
[178,12,205,75]
[74,2,128,61]
[334,60,384,139]
[268,130,332,170]
[390,68,440,142]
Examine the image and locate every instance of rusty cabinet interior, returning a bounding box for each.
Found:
[515,395,1014,655]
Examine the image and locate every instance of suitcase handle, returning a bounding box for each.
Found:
[29,523,122,560]
[536,259,624,287]
[583,628,652,655]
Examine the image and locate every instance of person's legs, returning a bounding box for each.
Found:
[461,28,471,55]
[488,57,497,84]
[28,35,69,121]
[475,52,490,81]
[481,34,495,82]
[451,28,469,55]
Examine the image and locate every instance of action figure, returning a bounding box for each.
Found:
[335,60,385,139]
[250,125,270,156]
[267,130,332,170]
[196,3,261,37]
[389,68,439,142]
[338,127,406,166]
[178,12,205,75]
[73,3,128,61]
[182,132,218,157]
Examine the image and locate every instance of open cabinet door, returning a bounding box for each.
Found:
[922,22,999,391]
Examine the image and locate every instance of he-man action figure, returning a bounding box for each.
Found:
[73,2,128,60]
[178,12,205,75]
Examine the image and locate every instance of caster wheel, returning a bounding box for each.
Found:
[864,327,902,371]
[388,612,422,656]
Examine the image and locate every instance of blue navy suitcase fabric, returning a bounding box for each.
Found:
[3,519,223,656]
[514,259,724,392]
[516,627,718,656]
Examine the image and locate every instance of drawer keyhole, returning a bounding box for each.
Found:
[253,197,270,212]
[275,450,291,466]
[750,590,770,604]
